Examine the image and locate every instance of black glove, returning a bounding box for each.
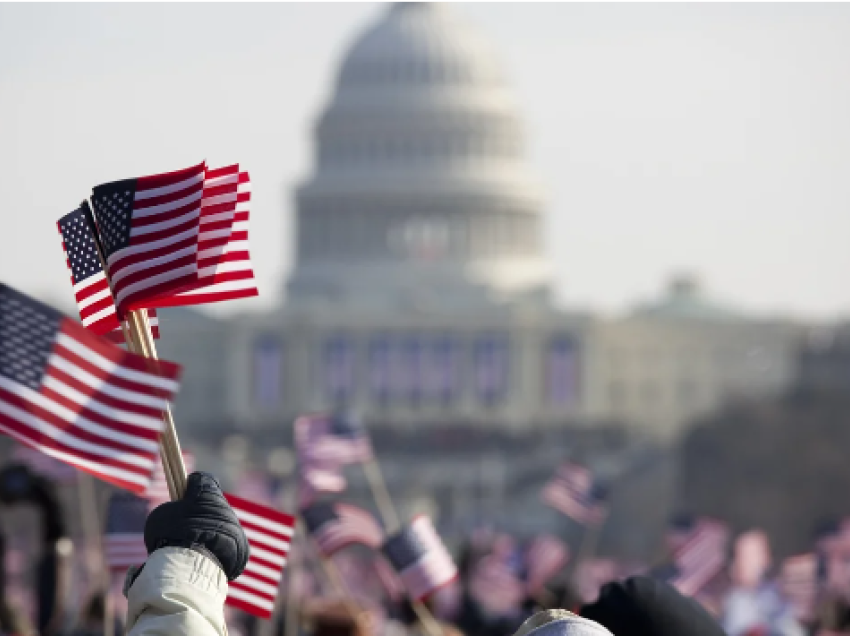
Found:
[144,472,249,581]
[580,576,724,636]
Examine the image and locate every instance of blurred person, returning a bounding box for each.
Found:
[0,464,70,636]
[722,583,805,636]
[122,472,249,636]
[0,530,34,636]
[580,575,727,636]
[68,592,111,636]
[813,595,850,635]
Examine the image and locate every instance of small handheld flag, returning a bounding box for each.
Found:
[225,494,296,620]
[302,502,384,557]
[104,491,149,571]
[57,206,161,344]
[542,462,608,526]
[382,516,458,601]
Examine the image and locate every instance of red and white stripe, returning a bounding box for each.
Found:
[526,535,570,594]
[58,223,121,336]
[104,163,205,314]
[150,170,258,307]
[104,534,148,570]
[0,318,180,493]
[311,504,384,557]
[225,494,295,619]
[670,519,729,597]
[12,443,79,483]
[395,516,458,601]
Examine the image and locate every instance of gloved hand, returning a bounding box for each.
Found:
[580,576,724,636]
[144,472,249,581]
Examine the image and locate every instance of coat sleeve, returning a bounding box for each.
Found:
[124,546,229,636]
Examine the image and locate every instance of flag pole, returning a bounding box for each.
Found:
[82,200,184,500]
[103,572,115,636]
[119,321,179,501]
[318,553,371,636]
[125,309,188,499]
[362,459,399,532]
[359,456,441,636]
[284,521,301,636]
[570,521,603,582]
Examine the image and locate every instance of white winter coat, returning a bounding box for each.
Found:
[124,547,228,636]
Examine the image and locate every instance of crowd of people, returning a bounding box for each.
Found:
[4,460,850,636]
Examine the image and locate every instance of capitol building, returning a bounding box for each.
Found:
[160,3,801,450]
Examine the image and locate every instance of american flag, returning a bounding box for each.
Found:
[90,162,206,314]
[780,553,821,621]
[57,205,122,336]
[302,502,384,557]
[468,542,526,614]
[541,462,608,526]
[224,494,295,620]
[373,555,406,602]
[148,169,258,307]
[142,451,195,507]
[58,206,164,345]
[297,462,347,509]
[525,534,570,594]
[667,517,729,597]
[236,470,276,507]
[294,413,373,466]
[0,283,180,493]
[816,519,850,594]
[11,443,79,483]
[104,491,149,571]
[382,516,458,601]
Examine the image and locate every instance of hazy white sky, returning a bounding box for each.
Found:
[1,2,849,321]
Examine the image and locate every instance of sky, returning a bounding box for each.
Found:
[1,2,849,322]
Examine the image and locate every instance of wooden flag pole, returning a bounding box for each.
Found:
[360,458,442,636]
[284,521,301,636]
[77,473,104,588]
[570,521,603,583]
[103,571,115,636]
[82,202,184,501]
[318,554,372,636]
[119,321,179,501]
[125,309,188,499]
[363,459,399,532]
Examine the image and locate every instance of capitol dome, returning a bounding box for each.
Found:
[288,2,551,309]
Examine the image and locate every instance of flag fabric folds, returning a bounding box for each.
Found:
[224,493,295,619]
[667,517,730,597]
[382,515,458,601]
[57,206,122,336]
[525,534,570,594]
[468,539,526,614]
[89,162,206,314]
[295,413,373,467]
[12,443,79,484]
[302,501,384,557]
[297,463,347,510]
[152,170,258,307]
[104,491,149,571]
[541,462,608,526]
[57,206,161,344]
[0,283,181,493]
